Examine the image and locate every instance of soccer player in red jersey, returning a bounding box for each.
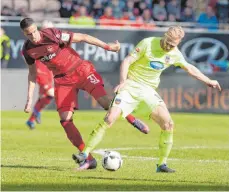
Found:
[26,21,54,129]
[20,18,149,170]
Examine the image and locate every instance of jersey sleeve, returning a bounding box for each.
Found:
[129,38,148,62]
[173,49,189,68]
[22,44,35,65]
[51,28,74,47]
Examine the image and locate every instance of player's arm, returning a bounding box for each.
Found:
[72,33,120,52]
[114,55,135,93]
[22,48,37,112]
[114,39,147,93]
[182,64,221,91]
[24,63,37,113]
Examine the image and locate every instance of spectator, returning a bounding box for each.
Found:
[216,0,229,23]
[1,6,14,16]
[91,0,104,18]
[142,8,155,29]
[168,13,176,21]
[0,28,10,68]
[82,0,93,15]
[99,6,116,26]
[181,7,195,22]
[110,0,123,18]
[118,8,133,26]
[153,0,167,21]
[126,0,134,13]
[16,7,28,17]
[197,5,218,29]
[167,0,180,20]
[69,5,96,26]
[59,0,74,18]
[142,8,154,23]
[139,1,147,15]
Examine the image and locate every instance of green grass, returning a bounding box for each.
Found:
[1,111,229,191]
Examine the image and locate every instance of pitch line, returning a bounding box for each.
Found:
[93,146,229,151]
[92,146,229,164]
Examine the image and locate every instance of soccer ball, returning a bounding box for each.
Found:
[102,151,123,171]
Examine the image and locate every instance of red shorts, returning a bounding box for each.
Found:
[54,71,107,112]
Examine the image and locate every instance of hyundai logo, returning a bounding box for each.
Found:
[181,37,228,63]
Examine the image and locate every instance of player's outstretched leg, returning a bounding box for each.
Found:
[73,107,122,170]
[125,114,149,134]
[151,103,175,173]
[59,111,97,170]
[96,95,149,134]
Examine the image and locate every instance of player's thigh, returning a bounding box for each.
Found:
[54,83,77,117]
[83,72,109,107]
[111,90,139,118]
[96,95,112,110]
[150,102,173,131]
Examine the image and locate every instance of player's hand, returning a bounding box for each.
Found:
[207,80,222,91]
[24,100,32,113]
[114,82,125,93]
[108,40,120,52]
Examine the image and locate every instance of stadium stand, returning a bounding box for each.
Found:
[1,0,229,30]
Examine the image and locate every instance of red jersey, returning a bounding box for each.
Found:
[35,60,53,85]
[22,28,84,76]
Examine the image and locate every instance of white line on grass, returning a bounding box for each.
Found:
[92,146,229,164]
[93,146,229,151]
[2,146,229,164]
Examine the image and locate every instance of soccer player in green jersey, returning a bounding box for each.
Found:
[73,26,221,172]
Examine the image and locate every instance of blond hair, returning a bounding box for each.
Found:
[164,26,185,41]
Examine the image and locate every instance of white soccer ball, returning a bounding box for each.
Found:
[102,151,123,171]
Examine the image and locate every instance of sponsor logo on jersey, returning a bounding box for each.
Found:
[47,46,53,52]
[165,55,170,64]
[61,33,70,42]
[40,53,56,62]
[149,61,164,70]
[115,98,121,105]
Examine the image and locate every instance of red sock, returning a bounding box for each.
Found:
[28,96,53,122]
[28,113,36,122]
[60,120,93,160]
[34,96,53,112]
[125,114,136,124]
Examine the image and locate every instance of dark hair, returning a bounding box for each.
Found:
[20,18,34,30]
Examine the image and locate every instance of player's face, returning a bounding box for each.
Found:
[23,24,41,44]
[161,37,181,52]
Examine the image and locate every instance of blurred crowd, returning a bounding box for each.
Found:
[1,0,229,30]
[60,0,229,29]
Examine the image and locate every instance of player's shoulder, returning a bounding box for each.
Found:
[173,46,183,55]
[41,28,61,38]
[141,37,159,45]
[22,39,32,52]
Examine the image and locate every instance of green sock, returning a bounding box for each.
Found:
[158,129,173,166]
[83,120,109,156]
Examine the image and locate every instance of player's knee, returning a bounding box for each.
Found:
[96,96,111,111]
[59,111,73,121]
[46,88,54,97]
[103,105,109,111]
[104,114,115,127]
[163,120,174,131]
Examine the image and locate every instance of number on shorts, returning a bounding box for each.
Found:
[87,74,100,84]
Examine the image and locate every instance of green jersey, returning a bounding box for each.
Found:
[128,37,189,89]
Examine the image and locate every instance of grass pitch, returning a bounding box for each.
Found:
[1,111,229,191]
